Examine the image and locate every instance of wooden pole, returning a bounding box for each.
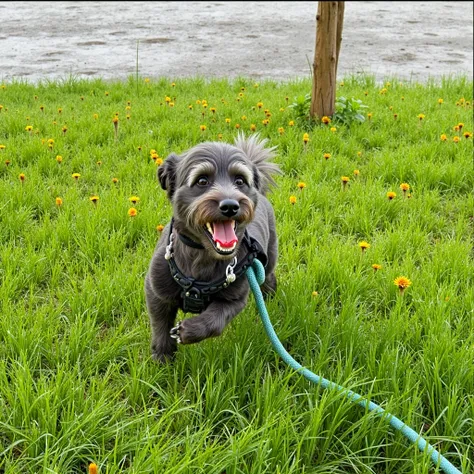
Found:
[310,1,344,119]
[335,2,345,73]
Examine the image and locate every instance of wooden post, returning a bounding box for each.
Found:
[310,1,344,119]
[335,2,345,73]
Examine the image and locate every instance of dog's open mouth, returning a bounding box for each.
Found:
[205,221,238,254]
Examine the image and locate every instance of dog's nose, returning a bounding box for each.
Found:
[219,199,240,217]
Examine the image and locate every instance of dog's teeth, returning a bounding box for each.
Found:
[206,223,213,233]
[216,241,236,253]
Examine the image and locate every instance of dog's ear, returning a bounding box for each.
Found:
[158,153,179,199]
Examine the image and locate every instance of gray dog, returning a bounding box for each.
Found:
[144,134,280,362]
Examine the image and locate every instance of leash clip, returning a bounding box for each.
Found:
[225,257,238,284]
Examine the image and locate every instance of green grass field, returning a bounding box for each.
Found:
[0,75,473,474]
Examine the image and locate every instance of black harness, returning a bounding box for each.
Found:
[165,221,267,313]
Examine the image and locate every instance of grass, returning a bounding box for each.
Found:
[0,74,472,474]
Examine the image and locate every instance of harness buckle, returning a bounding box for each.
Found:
[183,287,208,313]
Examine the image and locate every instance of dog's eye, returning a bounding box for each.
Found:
[234,176,246,186]
[196,176,209,186]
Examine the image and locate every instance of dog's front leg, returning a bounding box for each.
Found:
[146,290,179,362]
[173,297,248,345]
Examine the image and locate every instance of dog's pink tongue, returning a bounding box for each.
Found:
[212,221,238,248]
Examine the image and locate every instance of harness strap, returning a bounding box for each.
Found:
[178,232,205,249]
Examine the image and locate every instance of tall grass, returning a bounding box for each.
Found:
[0,75,472,473]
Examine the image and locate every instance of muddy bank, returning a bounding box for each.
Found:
[0,1,472,83]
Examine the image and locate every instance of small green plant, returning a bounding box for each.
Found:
[288,93,313,129]
[289,94,368,127]
[333,96,368,125]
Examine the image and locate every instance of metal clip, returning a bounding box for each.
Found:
[165,232,174,260]
[225,257,238,284]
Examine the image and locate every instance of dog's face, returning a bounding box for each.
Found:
[158,142,261,260]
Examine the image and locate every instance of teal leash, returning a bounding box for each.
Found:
[246,259,462,474]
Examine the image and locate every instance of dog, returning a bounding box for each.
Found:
[144,133,280,362]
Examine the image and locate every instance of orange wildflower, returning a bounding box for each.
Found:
[394,276,412,293]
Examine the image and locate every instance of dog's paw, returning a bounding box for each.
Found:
[170,322,182,344]
[151,339,178,364]
[151,350,176,364]
[151,349,176,364]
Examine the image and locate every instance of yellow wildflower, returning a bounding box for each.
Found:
[394,276,412,293]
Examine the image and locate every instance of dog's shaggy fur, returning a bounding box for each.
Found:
[145,134,280,362]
